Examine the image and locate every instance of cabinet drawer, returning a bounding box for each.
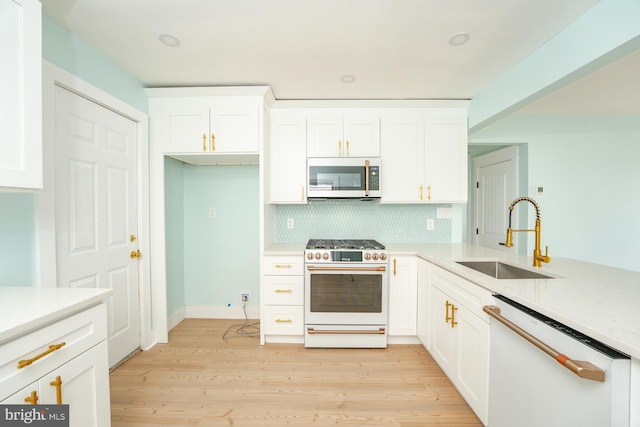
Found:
[0,303,107,401]
[263,276,304,305]
[263,256,304,275]
[262,306,304,335]
[432,266,492,320]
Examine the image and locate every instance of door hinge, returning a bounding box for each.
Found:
[476,228,479,235]
[476,181,479,188]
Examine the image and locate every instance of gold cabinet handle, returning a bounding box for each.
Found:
[346,140,349,156]
[393,258,397,276]
[130,250,142,259]
[211,133,216,151]
[338,140,342,156]
[274,264,292,269]
[445,300,452,324]
[24,390,39,405]
[18,342,66,369]
[301,186,305,201]
[427,185,432,201]
[50,375,63,404]
[450,304,458,328]
[419,185,424,201]
[275,289,293,293]
[202,133,207,151]
[275,319,293,323]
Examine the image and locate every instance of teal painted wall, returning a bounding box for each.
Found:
[470,115,640,271]
[164,157,185,316]
[182,165,260,308]
[0,193,37,285]
[42,14,148,113]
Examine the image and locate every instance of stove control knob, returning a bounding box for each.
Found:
[364,253,371,260]
[315,252,321,260]
[323,253,330,260]
[306,253,314,260]
[380,253,387,261]
[372,253,379,260]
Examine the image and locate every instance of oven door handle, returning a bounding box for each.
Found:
[307,327,386,335]
[306,266,386,272]
[483,305,605,382]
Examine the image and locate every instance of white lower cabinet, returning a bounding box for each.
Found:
[388,256,417,337]
[429,265,490,425]
[261,256,305,343]
[0,303,111,427]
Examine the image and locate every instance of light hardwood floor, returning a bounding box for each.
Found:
[110,319,482,427]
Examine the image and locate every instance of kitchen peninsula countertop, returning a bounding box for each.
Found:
[265,242,640,359]
[0,287,113,344]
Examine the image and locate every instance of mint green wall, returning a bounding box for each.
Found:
[42,14,148,113]
[164,157,185,316]
[0,193,37,285]
[470,115,640,271]
[182,165,260,308]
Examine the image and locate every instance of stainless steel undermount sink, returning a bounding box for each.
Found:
[455,261,553,280]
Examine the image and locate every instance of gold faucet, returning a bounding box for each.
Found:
[504,197,551,267]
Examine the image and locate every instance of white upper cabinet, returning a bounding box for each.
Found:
[0,0,42,189]
[307,112,380,158]
[381,107,468,203]
[150,97,259,154]
[269,110,307,204]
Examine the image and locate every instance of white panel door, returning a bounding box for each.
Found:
[474,146,517,250]
[54,86,140,367]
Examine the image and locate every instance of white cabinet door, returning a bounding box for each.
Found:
[269,113,307,203]
[456,304,489,424]
[416,258,431,349]
[380,114,424,203]
[0,0,41,189]
[388,256,417,336]
[429,285,457,374]
[209,102,259,153]
[343,114,380,157]
[307,115,343,157]
[153,102,210,153]
[424,109,468,203]
[307,113,379,158]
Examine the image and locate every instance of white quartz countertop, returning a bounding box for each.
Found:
[0,287,113,344]
[265,242,640,359]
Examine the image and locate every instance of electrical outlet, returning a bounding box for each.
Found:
[241,292,250,302]
[427,219,435,230]
[287,218,294,229]
[209,208,217,219]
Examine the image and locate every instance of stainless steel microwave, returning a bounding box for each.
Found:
[307,158,381,199]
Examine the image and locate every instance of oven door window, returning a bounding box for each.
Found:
[310,274,382,313]
[308,166,364,191]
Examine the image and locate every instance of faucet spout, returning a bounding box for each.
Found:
[505,197,550,267]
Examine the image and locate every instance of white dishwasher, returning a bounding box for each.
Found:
[484,295,630,427]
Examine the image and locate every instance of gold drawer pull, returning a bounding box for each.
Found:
[274,264,292,269]
[275,289,293,293]
[275,319,293,323]
[24,390,38,405]
[50,375,63,404]
[18,342,66,369]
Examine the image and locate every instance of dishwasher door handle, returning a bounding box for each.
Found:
[483,305,605,382]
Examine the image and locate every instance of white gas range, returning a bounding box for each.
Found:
[304,239,389,348]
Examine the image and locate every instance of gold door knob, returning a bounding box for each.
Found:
[130,250,142,259]
[129,234,137,242]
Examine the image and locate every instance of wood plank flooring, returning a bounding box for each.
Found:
[110,319,482,427]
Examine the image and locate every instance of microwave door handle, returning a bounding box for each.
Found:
[364,160,370,197]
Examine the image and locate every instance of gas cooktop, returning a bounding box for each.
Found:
[306,239,385,250]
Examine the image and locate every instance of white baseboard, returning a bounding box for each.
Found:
[387,335,421,345]
[185,304,260,320]
[167,306,186,331]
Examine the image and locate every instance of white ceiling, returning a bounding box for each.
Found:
[42,0,638,114]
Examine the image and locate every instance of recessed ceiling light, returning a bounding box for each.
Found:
[340,75,356,84]
[448,32,470,47]
[158,34,181,48]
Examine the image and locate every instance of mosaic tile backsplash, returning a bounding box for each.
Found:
[276,200,453,243]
